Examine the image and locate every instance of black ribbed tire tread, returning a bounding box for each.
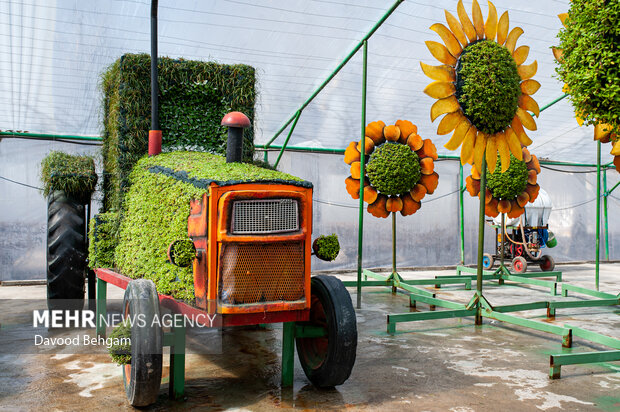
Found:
[46,190,86,306]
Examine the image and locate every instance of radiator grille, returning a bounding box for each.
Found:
[231,199,299,234]
[218,242,305,305]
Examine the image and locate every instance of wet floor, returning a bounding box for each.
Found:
[0,263,618,411]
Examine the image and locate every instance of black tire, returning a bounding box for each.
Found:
[539,255,555,272]
[123,279,163,407]
[46,190,86,310]
[511,256,528,274]
[296,275,357,387]
[482,253,494,270]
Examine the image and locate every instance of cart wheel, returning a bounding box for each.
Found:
[511,256,527,274]
[122,279,162,407]
[482,253,494,270]
[296,275,357,387]
[539,255,555,272]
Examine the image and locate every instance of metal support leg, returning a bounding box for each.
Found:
[282,322,295,387]
[96,277,107,338]
[169,325,186,400]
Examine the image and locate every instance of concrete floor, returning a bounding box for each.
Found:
[0,263,618,411]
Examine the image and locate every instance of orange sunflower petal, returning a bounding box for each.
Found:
[445,10,468,46]
[431,96,460,122]
[420,172,439,194]
[345,176,360,199]
[424,81,456,99]
[496,132,511,172]
[525,184,540,202]
[407,134,424,151]
[512,117,533,146]
[552,46,564,63]
[498,199,512,214]
[496,11,509,45]
[528,155,541,174]
[484,1,498,41]
[516,107,537,131]
[420,157,435,175]
[558,13,568,26]
[460,127,476,166]
[366,120,386,145]
[384,125,401,142]
[400,193,422,216]
[520,79,541,95]
[485,198,500,218]
[350,162,361,179]
[472,0,485,39]
[444,118,471,150]
[473,131,487,174]
[519,95,540,117]
[504,27,523,54]
[395,120,418,144]
[386,196,403,213]
[507,202,524,219]
[518,61,538,80]
[420,62,456,82]
[368,195,390,218]
[418,139,439,160]
[430,23,462,57]
[516,192,530,208]
[437,111,463,135]
[486,134,498,173]
[527,169,537,185]
[513,45,530,66]
[363,185,378,204]
[344,141,360,165]
[466,175,481,197]
[457,0,477,42]
[505,128,523,160]
[522,146,532,163]
[357,136,375,155]
[425,41,457,66]
[485,188,493,204]
[410,183,427,202]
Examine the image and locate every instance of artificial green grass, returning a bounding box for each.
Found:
[40,151,97,200]
[88,212,119,269]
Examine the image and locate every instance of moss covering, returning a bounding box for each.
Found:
[486,154,528,200]
[100,54,256,213]
[456,40,521,134]
[366,143,421,196]
[112,151,308,300]
[40,151,97,200]
[88,212,120,269]
[108,320,131,365]
[313,234,340,262]
[556,0,620,132]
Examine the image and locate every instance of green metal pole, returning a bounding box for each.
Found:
[538,94,568,113]
[596,141,601,290]
[0,131,102,142]
[95,278,107,338]
[476,155,487,325]
[391,211,397,294]
[273,110,301,168]
[263,0,404,149]
[356,40,368,309]
[459,163,465,264]
[603,168,609,261]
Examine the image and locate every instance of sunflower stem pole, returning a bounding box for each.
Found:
[356,39,368,309]
[475,155,488,325]
[595,141,601,291]
[459,163,465,265]
[603,168,609,261]
[392,212,397,294]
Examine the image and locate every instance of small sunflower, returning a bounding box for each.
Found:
[344,120,439,218]
[466,146,540,218]
[422,0,540,175]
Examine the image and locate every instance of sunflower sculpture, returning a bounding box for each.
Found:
[422,0,540,174]
[344,120,439,218]
[466,146,540,218]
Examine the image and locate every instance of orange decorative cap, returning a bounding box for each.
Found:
[221,111,250,128]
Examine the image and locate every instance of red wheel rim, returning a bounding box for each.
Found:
[514,260,524,272]
[541,258,551,271]
[297,294,329,370]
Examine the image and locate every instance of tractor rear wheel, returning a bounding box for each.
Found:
[46,190,86,310]
[296,275,357,387]
[123,279,162,407]
[539,255,555,272]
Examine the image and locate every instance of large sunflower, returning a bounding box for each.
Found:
[344,120,439,218]
[466,146,541,218]
[422,0,539,174]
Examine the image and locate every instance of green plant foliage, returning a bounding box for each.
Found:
[40,151,98,200]
[313,234,340,262]
[100,53,256,212]
[114,151,307,300]
[88,212,119,269]
[366,143,421,196]
[169,239,196,267]
[486,154,528,200]
[456,40,521,134]
[108,319,131,365]
[556,0,620,132]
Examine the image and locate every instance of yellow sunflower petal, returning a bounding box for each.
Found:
[552,46,563,63]
[472,0,485,39]
[520,79,541,95]
[504,27,523,54]
[518,61,538,80]
[513,45,530,66]
[516,107,537,131]
[558,13,568,26]
[505,127,523,160]
[486,135,498,173]
[431,96,460,122]
[430,23,462,57]
[473,131,487,174]
[445,10,468,46]
[460,127,476,165]
[519,94,540,117]
[594,123,613,140]
[437,111,463,135]
[424,81,456,99]
[444,118,471,150]
[457,0,477,43]
[511,117,533,146]
[611,141,620,156]
[425,41,457,66]
[496,11,509,45]
[420,62,456,82]
[496,132,511,172]
[484,1,498,41]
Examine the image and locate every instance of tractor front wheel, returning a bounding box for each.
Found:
[511,256,528,274]
[123,279,162,407]
[482,253,494,270]
[296,275,357,387]
[539,255,555,272]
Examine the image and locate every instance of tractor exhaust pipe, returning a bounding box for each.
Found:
[221,112,251,163]
[148,0,161,156]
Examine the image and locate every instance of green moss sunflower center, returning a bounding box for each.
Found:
[486,154,528,200]
[366,143,421,196]
[455,40,521,135]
